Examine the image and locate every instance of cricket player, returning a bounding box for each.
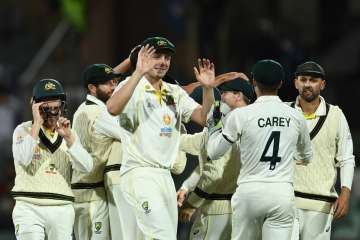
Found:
[105,36,216,239]
[178,78,255,240]
[207,59,313,240]
[290,61,355,240]
[11,79,93,240]
[72,64,123,240]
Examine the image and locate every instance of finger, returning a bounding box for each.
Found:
[210,62,215,72]
[198,58,202,69]
[193,67,199,78]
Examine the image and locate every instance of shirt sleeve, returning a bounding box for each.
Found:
[179,131,206,155]
[293,115,313,162]
[94,110,129,142]
[336,111,355,189]
[171,150,187,175]
[177,87,199,123]
[181,165,201,192]
[12,125,38,167]
[207,109,240,160]
[67,133,93,173]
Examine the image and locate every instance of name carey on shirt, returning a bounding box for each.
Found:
[258,116,290,128]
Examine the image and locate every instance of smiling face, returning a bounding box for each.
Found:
[294,75,325,102]
[145,50,172,81]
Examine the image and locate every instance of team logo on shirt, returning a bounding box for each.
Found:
[94,222,102,234]
[15,224,19,235]
[163,114,171,125]
[142,201,151,214]
[45,163,57,175]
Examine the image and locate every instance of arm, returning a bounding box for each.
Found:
[56,117,93,173]
[294,116,313,165]
[334,112,355,219]
[179,131,206,155]
[113,58,131,74]
[207,110,239,160]
[13,102,45,166]
[12,125,38,167]
[94,110,127,141]
[189,59,216,126]
[171,151,187,175]
[107,45,156,115]
[177,165,201,207]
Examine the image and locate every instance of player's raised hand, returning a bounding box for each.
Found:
[135,44,156,75]
[56,117,75,146]
[32,102,44,126]
[194,58,216,88]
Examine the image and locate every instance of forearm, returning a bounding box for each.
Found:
[107,70,143,115]
[207,133,232,160]
[199,87,215,126]
[340,161,355,190]
[13,134,38,166]
[113,58,131,74]
[68,136,93,173]
[181,166,201,191]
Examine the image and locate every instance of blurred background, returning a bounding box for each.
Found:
[0,0,359,239]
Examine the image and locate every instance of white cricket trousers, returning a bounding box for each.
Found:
[190,212,232,240]
[12,200,74,240]
[106,184,123,240]
[231,182,295,240]
[292,208,332,240]
[118,167,178,240]
[73,200,110,240]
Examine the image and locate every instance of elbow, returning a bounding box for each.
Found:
[106,102,119,116]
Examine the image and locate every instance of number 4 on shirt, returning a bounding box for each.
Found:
[260,131,281,170]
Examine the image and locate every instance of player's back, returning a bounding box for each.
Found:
[225,96,309,185]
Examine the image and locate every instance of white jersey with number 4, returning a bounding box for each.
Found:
[208,96,313,185]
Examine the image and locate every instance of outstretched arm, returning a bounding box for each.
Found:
[190,59,216,126]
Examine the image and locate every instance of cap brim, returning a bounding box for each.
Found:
[295,71,324,78]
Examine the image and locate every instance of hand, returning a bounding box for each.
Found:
[333,187,351,220]
[32,102,44,126]
[177,187,188,207]
[56,117,74,145]
[193,58,216,88]
[179,207,196,223]
[135,44,156,75]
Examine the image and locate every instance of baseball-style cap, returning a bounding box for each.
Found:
[82,64,123,88]
[295,61,325,79]
[32,79,66,102]
[189,86,221,104]
[251,59,285,85]
[141,36,176,54]
[218,78,255,102]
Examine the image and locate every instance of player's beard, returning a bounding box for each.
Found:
[300,87,319,102]
[96,88,112,103]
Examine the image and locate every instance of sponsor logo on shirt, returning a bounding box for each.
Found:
[160,127,172,137]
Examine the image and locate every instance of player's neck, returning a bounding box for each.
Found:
[145,74,162,90]
[298,97,320,115]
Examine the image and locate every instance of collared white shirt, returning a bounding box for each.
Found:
[98,76,199,174]
[293,96,355,189]
[208,95,313,184]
